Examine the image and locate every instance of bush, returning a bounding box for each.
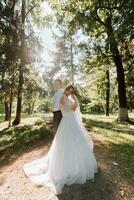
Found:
[38,98,52,113]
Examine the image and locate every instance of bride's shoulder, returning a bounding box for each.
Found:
[61,94,67,99]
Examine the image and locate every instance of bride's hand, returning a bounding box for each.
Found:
[72,104,78,111]
[71,94,77,100]
[72,100,78,111]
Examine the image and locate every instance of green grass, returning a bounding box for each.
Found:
[0,115,52,164]
[0,112,52,124]
[0,112,134,183]
[83,113,134,182]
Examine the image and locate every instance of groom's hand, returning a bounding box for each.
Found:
[51,108,57,112]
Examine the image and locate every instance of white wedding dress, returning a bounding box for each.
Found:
[23,95,97,194]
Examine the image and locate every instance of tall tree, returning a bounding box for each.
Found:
[48,0,134,121]
[106,68,110,116]
[13,0,26,125]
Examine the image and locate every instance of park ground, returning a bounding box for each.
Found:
[0,113,134,200]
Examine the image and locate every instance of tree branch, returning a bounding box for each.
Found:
[25,4,37,19]
[0,12,10,24]
[0,19,7,28]
[3,0,9,8]
[94,8,107,27]
[95,44,112,58]
[80,8,107,27]
[11,0,16,10]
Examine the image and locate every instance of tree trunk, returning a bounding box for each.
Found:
[110,95,117,113]
[31,101,35,114]
[9,72,14,127]
[70,36,74,84]
[4,98,9,121]
[106,69,110,116]
[13,64,23,125]
[28,103,31,115]
[113,49,129,121]
[106,17,129,121]
[1,70,5,90]
[129,91,133,112]
[13,0,25,125]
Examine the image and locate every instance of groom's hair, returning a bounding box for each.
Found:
[54,79,62,85]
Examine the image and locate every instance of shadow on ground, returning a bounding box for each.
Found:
[107,142,134,181]
[57,170,118,200]
[0,116,134,200]
[83,117,134,135]
[58,138,134,200]
[0,120,53,167]
[83,117,134,181]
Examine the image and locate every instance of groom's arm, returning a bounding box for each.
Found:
[61,95,67,106]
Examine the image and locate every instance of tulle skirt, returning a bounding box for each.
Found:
[23,112,97,194]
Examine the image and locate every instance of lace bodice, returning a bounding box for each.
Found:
[61,96,75,114]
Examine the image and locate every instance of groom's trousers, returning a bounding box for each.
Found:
[53,110,62,130]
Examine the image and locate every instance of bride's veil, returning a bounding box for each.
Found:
[75,103,83,124]
[75,98,94,150]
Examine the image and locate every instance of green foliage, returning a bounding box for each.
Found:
[0,0,134,121]
[78,66,118,114]
[48,0,134,116]
[38,97,52,113]
[0,0,53,122]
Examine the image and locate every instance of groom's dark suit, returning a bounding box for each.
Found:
[52,88,64,129]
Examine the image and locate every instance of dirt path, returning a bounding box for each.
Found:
[0,128,134,200]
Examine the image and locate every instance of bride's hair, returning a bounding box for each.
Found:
[64,85,77,95]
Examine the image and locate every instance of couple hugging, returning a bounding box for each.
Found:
[23,79,98,195]
[52,79,79,131]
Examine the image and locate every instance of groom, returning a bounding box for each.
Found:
[52,79,64,131]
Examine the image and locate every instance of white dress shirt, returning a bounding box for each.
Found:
[53,89,64,111]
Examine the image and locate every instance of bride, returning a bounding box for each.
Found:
[23,85,98,194]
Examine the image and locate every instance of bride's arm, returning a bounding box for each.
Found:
[71,94,78,111]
